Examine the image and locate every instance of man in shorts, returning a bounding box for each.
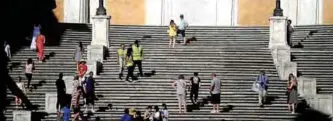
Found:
[172,75,187,113]
[210,73,221,113]
[177,14,188,45]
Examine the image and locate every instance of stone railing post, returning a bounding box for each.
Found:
[13,111,31,121]
[298,76,317,98]
[269,16,297,80]
[63,76,74,94]
[45,93,57,113]
[87,0,110,76]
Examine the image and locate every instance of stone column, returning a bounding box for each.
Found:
[45,93,57,113]
[63,76,74,94]
[13,111,31,121]
[269,16,288,48]
[64,0,89,23]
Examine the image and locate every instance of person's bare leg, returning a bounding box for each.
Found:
[183,101,187,113]
[183,37,186,44]
[178,99,181,113]
[291,103,295,114]
[172,38,176,48]
[169,38,172,48]
[288,104,291,111]
[216,104,220,113]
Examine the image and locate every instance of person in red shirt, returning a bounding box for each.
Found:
[78,61,88,83]
[36,34,45,62]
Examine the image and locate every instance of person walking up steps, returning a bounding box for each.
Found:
[74,42,83,72]
[177,14,189,45]
[15,76,25,109]
[172,75,187,113]
[257,71,269,106]
[190,72,201,104]
[117,44,126,80]
[132,40,144,77]
[36,33,45,62]
[24,58,35,90]
[30,24,40,51]
[168,20,177,48]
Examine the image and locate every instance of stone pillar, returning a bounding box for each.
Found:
[64,0,89,23]
[86,60,98,77]
[13,111,31,121]
[91,16,111,47]
[307,95,333,118]
[63,76,74,94]
[298,77,317,98]
[269,16,288,49]
[270,46,296,80]
[45,93,57,113]
[87,45,105,63]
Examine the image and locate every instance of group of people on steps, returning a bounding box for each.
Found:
[117,40,144,83]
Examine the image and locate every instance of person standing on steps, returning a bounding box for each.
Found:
[56,73,66,112]
[24,58,34,90]
[15,76,25,109]
[287,73,298,114]
[210,73,221,113]
[172,75,187,113]
[78,61,88,85]
[257,71,269,106]
[74,42,83,72]
[125,52,134,83]
[287,20,294,47]
[30,24,40,51]
[4,41,11,60]
[190,72,201,105]
[117,44,126,80]
[132,40,144,77]
[84,72,96,112]
[161,103,169,121]
[168,20,177,48]
[36,33,46,62]
[177,14,189,45]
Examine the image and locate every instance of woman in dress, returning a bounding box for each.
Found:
[30,24,40,51]
[25,58,34,90]
[74,42,83,72]
[36,34,46,62]
[287,73,298,114]
[168,20,177,48]
[15,76,25,109]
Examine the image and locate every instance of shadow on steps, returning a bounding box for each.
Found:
[294,99,332,121]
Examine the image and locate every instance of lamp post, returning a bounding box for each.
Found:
[273,0,283,16]
[96,0,107,15]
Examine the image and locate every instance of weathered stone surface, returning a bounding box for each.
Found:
[63,76,74,94]
[269,16,288,49]
[13,111,31,121]
[45,93,57,113]
[307,95,333,117]
[270,46,293,80]
[91,16,110,47]
[298,77,316,98]
[86,60,98,77]
[282,62,297,80]
[87,45,105,63]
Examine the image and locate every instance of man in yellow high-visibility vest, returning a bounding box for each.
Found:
[117,44,126,80]
[132,40,144,77]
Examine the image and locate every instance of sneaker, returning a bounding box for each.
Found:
[210,110,216,113]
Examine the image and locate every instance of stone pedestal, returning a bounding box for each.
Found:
[45,93,57,113]
[270,46,296,80]
[13,111,31,121]
[87,60,98,77]
[282,62,297,80]
[64,0,89,23]
[269,16,288,49]
[298,77,316,98]
[87,45,105,63]
[63,76,74,94]
[91,16,110,47]
[307,95,333,117]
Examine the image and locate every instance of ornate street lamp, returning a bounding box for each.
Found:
[273,0,283,16]
[96,0,107,15]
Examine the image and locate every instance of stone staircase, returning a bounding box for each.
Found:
[291,25,333,94]
[5,24,299,120]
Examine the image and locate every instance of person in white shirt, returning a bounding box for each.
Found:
[172,75,187,113]
[161,103,169,121]
[15,76,26,109]
[4,41,11,60]
[177,14,189,45]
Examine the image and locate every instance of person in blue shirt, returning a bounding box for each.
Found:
[256,71,269,106]
[120,108,132,121]
[61,105,71,121]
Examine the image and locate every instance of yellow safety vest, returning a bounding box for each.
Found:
[125,56,133,67]
[117,48,126,57]
[132,45,143,61]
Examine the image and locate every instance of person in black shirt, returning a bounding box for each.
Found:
[55,73,66,112]
[190,72,201,104]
